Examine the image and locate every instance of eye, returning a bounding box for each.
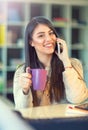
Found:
[38,34,45,38]
[49,31,55,35]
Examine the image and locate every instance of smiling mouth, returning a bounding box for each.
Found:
[44,43,53,47]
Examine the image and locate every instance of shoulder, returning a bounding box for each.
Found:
[15,63,25,74]
[13,63,25,82]
[70,58,82,69]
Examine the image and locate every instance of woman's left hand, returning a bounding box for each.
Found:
[56,38,71,67]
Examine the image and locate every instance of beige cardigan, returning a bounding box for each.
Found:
[13,58,88,109]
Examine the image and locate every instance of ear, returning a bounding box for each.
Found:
[30,41,34,47]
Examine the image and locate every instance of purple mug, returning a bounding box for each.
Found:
[31,69,47,91]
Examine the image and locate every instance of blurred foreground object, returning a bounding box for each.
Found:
[0,100,34,130]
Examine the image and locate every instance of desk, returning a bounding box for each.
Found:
[17,104,88,130]
[17,104,87,119]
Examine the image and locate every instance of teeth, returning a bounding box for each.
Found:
[46,44,52,47]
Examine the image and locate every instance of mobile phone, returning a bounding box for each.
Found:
[75,103,88,110]
[57,42,63,54]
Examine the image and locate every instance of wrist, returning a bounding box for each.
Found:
[65,66,72,70]
[63,58,71,68]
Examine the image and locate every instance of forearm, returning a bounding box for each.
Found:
[63,68,88,104]
[13,67,33,109]
[13,84,32,109]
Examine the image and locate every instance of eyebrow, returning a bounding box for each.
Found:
[36,29,53,35]
[37,32,45,35]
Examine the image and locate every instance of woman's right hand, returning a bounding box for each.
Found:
[19,67,32,95]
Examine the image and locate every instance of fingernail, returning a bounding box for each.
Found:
[26,67,31,73]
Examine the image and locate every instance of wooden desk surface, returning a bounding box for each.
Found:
[17,104,87,119]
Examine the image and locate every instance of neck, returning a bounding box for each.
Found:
[38,54,52,68]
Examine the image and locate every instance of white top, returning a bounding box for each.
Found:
[13,58,88,109]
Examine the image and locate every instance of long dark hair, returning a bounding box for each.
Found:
[25,16,65,106]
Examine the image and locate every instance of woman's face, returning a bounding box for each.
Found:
[31,24,57,56]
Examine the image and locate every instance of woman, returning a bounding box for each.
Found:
[13,16,88,109]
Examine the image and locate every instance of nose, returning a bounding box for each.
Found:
[45,34,52,41]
